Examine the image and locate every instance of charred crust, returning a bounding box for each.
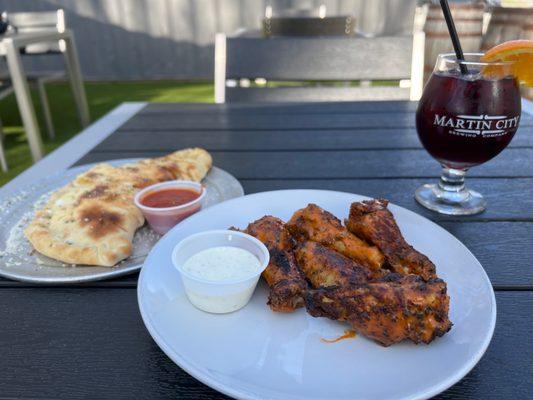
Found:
[268,279,306,312]
[270,249,292,273]
[80,185,111,200]
[79,206,124,238]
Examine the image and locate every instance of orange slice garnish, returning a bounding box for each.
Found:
[481,40,533,86]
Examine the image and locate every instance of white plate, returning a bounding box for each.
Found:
[0,160,243,283]
[138,190,496,400]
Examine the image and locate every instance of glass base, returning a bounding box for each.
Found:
[415,184,486,215]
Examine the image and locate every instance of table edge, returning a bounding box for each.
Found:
[0,102,147,197]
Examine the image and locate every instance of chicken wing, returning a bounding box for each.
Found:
[346,199,437,280]
[295,241,385,288]
[286,204,385,272]
[244,216,307,312]
[305,274,452,346]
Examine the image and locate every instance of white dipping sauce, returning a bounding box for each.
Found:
[183,246,260,281]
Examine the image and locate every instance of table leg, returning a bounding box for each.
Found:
[3,39,44,161]
[62,33,90,128]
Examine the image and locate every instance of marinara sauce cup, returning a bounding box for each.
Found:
[134,181,206,235]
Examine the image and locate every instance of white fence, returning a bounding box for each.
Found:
[0,0,417,80]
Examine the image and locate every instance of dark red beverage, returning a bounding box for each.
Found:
[416,71,521,169]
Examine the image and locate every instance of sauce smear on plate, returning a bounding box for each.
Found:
[321,330,357,343]
[141,188,200,208]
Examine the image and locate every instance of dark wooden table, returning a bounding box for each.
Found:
[1,101,532,399]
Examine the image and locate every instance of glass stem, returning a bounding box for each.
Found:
[438,167,466,193]
[437,167,470,203]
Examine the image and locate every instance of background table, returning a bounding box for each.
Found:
[1,101,532,399]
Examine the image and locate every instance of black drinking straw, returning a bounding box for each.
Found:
[439,0,468,74]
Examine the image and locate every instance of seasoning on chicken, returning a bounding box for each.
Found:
[305,274,452,346]
[286,203,385,272]
[244,216,307,312]
[295,241,386,289]
[346,199,437,280]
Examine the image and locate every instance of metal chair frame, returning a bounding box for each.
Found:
[0,83,13,171]
[0,9,88,148]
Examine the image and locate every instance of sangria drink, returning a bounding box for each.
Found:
[415,53,521,215]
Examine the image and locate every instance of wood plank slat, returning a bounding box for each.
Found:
[438,222,532,288]
[225,86,412,103]
[76,148,533,179]
[120,112,420,131]
[119,112,533,131]
[141,101,421,115]
[96,128,533,151]
[239,178,533,221]
[0,289,530,399]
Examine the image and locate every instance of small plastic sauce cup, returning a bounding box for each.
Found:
[134,181,206,235]
[172,230,270,314]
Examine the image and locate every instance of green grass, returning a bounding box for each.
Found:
[0,81,214,186]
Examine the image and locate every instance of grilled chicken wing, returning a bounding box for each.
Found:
[295,241,385,288]
[286,204,385,272]
[305,274,452,346]
[346,199,437,280]
[244,216,307,312]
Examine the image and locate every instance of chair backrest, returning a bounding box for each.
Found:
[265,5,325,19]
[214,34,419,103]
[7,9,65,54]
[263,16,356,37]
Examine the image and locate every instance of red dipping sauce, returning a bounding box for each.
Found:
[134,182,206,235]
[141,188,200,208]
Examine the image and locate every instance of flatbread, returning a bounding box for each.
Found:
[25,148,212,266]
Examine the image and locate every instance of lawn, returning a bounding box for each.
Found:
[0,81,214,186]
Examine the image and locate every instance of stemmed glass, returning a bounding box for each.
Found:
[415,53,522,215]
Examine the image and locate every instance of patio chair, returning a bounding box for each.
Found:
[0,9,86,139]
[214,34,423,103]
